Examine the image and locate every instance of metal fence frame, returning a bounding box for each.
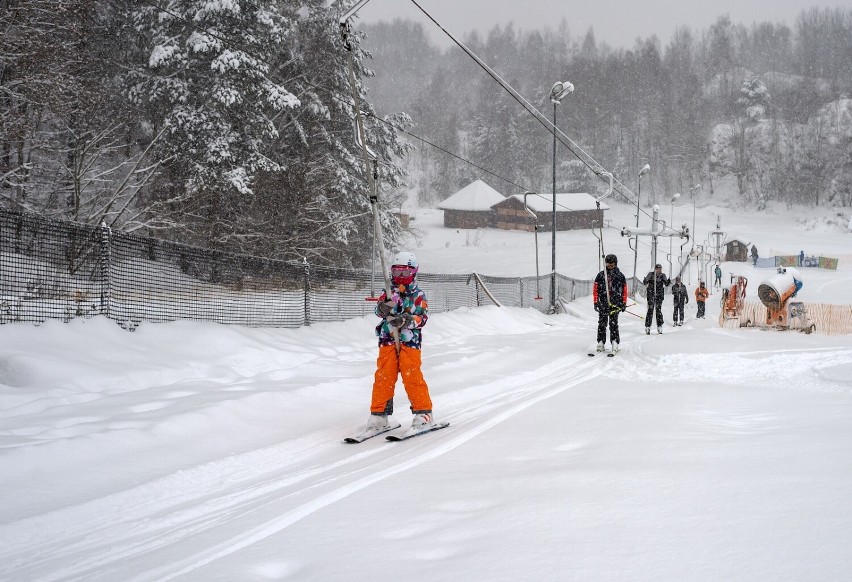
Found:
[0,208,602,330]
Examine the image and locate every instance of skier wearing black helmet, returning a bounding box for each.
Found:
[643,263,670,333]
[593,254,628,353]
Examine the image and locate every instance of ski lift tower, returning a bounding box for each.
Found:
[620,204,690,272]
[710,214,726,263]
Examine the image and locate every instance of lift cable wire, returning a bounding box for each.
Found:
[135,0,653,219]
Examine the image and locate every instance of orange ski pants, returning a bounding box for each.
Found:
[371,345,432,414]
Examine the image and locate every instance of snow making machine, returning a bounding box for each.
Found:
[756,267,815,333]
[722,275,748,320]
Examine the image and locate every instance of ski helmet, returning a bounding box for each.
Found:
[391,251,418,269]
[605,254,617,265]
[391,251,418,285]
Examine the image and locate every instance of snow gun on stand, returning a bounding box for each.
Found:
[756,267,814,333]
[722,275,748,320]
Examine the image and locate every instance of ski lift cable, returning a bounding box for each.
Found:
[407,0,643,210]
[135,0,635,218]
[300,77,588,213]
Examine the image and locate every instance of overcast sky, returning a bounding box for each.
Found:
[354,0,851,49]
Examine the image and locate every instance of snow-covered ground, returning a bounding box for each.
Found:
[2,198,852,581]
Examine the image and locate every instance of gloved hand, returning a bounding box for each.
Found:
[594,304,600,313]
[387,313,413,329]
[376,300,395,317]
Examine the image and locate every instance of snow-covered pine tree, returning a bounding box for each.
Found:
[257,1,412,266]
[128,0,300,248]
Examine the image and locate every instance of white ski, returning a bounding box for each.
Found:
[386,421,450,441]
[343,421,401,443]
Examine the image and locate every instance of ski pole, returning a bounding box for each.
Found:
[341,22,399,354]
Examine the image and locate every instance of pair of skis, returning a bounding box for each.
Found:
[588,350,617,358]
[344,421,450,443]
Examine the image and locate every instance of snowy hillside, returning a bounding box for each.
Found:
[1,202,852,581]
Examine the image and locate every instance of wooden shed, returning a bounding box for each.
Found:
[437,179,505,228]
[491,193,608,231]
[724,238,750,262]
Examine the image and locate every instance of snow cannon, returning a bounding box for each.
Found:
[757,267,813,331]
[722,275,748,320]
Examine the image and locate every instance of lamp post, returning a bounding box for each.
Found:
[549,80,574,313]
[668,192,680,277]
[689,184,700,248]
[632,163,650,295]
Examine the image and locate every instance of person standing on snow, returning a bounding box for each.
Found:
[695,281,710,318]
[593,254,628,353]
[713,264,723,287]
[642,264,670,334]
[364,251,436,436]
[671,276,689,326]
[751,245,759,267]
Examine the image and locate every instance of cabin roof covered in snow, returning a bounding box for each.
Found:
[500,193,608,213]
[437,179,505,211]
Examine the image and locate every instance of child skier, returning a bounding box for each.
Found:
[364,251,435,437]
[671,276,688,326]
[695,281,710,318]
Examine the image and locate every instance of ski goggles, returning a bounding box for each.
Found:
[391,265,416,278]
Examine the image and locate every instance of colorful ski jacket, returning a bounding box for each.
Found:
[695,286,710,303]
[593,267,628,309]
[375,281,428,349]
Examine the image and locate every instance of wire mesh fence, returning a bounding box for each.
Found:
[0,208,597,330]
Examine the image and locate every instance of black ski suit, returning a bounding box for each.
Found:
[643,270,670,328]
[593,266,628,345]
[671,281,689,324]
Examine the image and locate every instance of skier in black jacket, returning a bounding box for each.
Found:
[642,264,670,334]
[593,254,628,353]
[671,276,689,326]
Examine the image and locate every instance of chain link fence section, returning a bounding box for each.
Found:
[0,208,593,329]
[0,210,106,324]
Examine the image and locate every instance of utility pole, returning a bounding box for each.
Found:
[710,215,726,262]
[621,209,690,274]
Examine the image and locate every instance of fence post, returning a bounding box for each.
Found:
[303,257,311,326]
[519,278,524,308]
[100,221,111,319]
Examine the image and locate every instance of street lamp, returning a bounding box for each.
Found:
[632,163,650,295]
[549,80,574,313]
[668,192,680,277]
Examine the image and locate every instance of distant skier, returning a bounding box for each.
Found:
[695,281,710,318]
[713,264,723,287]
[751,245,759,267]
[364,251,436,437]
[643,263,670,334]
[593,254,628,353]
[671,276,689,326]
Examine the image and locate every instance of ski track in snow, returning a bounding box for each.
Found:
[0,330,610,582]
[3,310,852,580]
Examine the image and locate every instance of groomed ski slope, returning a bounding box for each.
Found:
[2,301,852,581]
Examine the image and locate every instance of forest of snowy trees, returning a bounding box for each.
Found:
[363,9,852,211]
[0,0,413,267]
[2,2,851,268]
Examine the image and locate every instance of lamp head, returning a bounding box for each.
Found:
[550,81,574,103]
[671,193,681,202]
[639,164,651,177]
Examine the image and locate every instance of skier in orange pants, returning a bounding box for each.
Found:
[365,251,435,435]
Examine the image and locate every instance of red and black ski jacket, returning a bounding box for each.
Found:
[593,267,628,310]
